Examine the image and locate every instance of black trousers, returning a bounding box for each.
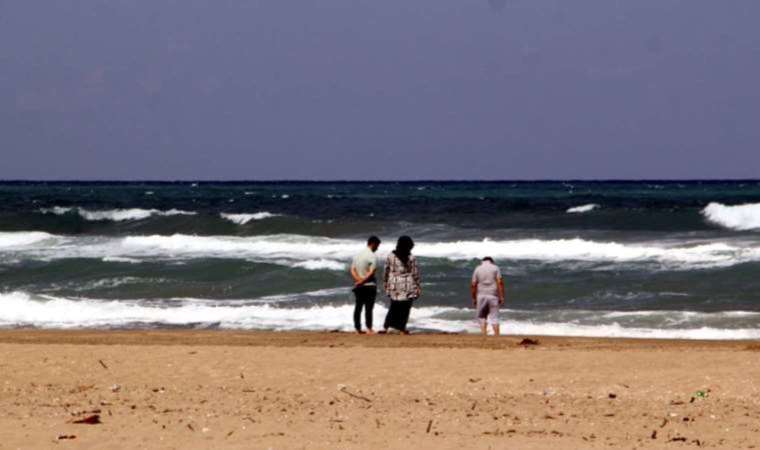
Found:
[383,300,413,331]
[353,285,377,331]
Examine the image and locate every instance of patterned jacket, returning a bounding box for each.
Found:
[383,252,421,301]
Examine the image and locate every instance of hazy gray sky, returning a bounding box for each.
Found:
[2,0,759,180]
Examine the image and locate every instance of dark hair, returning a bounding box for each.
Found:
[482,256,494,263]
[367,236,381,246]
[393,235,415,266]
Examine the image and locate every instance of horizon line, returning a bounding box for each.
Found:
[1,178,759,184]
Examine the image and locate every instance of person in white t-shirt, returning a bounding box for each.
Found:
[350,236,381,334]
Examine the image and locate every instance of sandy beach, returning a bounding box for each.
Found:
[0,331,759,449]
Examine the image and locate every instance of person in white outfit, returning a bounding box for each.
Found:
[470,257,505,336]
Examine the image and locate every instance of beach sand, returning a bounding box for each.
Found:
[1,330,759,449]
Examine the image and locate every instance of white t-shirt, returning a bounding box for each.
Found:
[352,247,378,286]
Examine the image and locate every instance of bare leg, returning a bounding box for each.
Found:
[480,322,488,336]
[492,323,500,337]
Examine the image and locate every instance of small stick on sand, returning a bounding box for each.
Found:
[98,359,108,370]
[339,386,372,403]
[426,420,433,434]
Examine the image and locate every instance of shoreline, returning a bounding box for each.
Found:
[1,329,759,349]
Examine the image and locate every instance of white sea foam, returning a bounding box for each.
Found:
[119,234,359,261]
[102,256,142,264]
[503,321,760,340]
[2,292,760,339]
[414,238,751,268]
[40,206,74,216]
[0,291,376,330]
[291,259,346,271]
[567,204,600,214]
[4,233,760,270]
[702,202,760,231]
[41,207,196,222]
[220,212,279,225]
[253,287,351,304]
[0,232,57,248]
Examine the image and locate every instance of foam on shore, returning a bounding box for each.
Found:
[2,291,760,340]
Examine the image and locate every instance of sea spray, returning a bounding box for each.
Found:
[702,202,760,231]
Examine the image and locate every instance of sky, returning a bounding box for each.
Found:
[1,0,760,180]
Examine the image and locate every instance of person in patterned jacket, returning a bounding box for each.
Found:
[380,235,421,334]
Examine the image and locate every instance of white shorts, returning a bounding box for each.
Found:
[476,296,500,325]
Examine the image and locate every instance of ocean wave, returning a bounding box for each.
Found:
[567,204,600,214]
[3,232,760,270]
[0,231,56,248]
[40,207,196,222]
[2,291,760,339]
[119,234,755,268]
[415,238,752,268]
[102,256,142,264]
[291,259,346,271]
[702,202,760,231]
[119,234,358,261]
[220,212,279,225]
[0,291,389,330]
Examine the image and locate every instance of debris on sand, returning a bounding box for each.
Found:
[518,338,540,346]
[72,409,101,417]
[69,385,95,394]
[57,435,77,440]
[72,414,101,425]
[338,386,372,403]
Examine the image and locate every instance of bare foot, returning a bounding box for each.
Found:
[356,330,366,335]
[366,329,375,335]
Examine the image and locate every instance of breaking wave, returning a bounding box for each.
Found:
[0,231,56,248]
[702,202,760,231]
[220,212,279,225]
[40,207,196,222]
[567,204,600,214]
[291,259,347,271]
[3,232,760,270]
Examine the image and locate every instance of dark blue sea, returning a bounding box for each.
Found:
[2,180,760,338]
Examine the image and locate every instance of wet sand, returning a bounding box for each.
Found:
[0,330,759,449]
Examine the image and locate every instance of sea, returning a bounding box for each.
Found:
[1,180,760,339]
